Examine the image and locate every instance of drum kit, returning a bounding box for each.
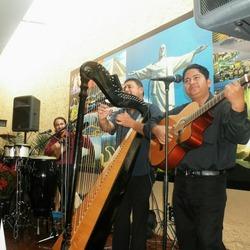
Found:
[0,134,58,240]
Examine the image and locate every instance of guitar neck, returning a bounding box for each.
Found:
[185,73,250,125]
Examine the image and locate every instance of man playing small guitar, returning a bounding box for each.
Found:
[150,64,250,250]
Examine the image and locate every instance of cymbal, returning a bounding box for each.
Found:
[0,133,16,139]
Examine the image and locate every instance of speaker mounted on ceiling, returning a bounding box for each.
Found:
[193,0,250,41]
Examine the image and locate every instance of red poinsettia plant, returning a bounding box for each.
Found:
[0,162,16,199]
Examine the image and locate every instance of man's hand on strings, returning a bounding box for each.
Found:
[97,104,115,133]
[152,125,165,144]
[116,112,135,128]
[152,124,174,145]
[97,104,112,120]
[224,81,245,112]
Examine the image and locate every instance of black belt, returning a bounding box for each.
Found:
[175,169,226,176]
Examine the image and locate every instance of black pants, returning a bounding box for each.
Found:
[112,175,152,250]
[173,174,227,250]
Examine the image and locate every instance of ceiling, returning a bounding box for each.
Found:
[0,0,194,91]
[0,0,34,54]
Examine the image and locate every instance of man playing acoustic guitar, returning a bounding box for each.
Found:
[152,64,250,250]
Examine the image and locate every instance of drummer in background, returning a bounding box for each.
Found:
[44,116,94,210]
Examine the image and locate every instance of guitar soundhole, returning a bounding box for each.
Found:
[160,143,163,151]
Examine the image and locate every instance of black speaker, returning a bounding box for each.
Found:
[193,0,250,41]
[12,95,40,132]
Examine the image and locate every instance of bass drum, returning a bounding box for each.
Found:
[28,156,57,217]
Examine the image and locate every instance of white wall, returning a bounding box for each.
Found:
[0,0,193,133]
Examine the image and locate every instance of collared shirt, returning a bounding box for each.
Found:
[169,93,250,171]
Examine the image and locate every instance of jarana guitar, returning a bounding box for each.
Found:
[150,73,250,169]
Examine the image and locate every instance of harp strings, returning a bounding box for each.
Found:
[72,83,108,233]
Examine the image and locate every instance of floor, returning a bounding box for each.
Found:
[4,233,178,250]
[1,196,178,250]
[3,215,178,250]
[4,231,178,250]
[0,159,179,249]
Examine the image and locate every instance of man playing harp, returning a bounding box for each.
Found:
[98,78,164,250]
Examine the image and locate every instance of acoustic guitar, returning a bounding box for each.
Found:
[150,73,250,170]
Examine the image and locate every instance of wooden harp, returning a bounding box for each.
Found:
[53,61,148,249]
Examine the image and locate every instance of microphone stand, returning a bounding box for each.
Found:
[160,79,171,250]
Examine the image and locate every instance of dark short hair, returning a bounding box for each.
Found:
[124,78,143,88]
[183,64,209,80]
[53,116,66,127]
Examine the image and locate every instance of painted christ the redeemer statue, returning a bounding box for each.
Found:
[129,44,207,111]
